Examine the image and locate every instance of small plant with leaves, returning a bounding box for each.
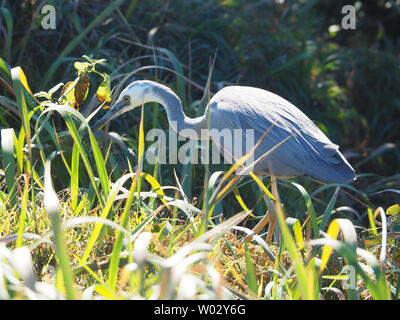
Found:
[35,55,112,111]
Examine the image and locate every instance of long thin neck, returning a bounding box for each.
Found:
[148,82,208,139]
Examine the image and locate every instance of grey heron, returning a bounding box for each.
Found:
[91,80,356,241]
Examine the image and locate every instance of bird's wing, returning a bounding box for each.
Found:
[207,86,352,180]
[208,91,306,176]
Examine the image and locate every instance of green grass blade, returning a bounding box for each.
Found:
[16,177,29,248]
[0,57,12,85]
[108,106,144,291]
[1,128,16,207]
[36,104,104,207]
[107,175,138,291]
[286,217,304,250]
[244,241,257,296]
[88,130,110,198]
[0,7,12,61]
[289,181,319,238]
[44,157,76,300]
[157,47,186,103]
[275,202,312,299]
[319,187,340,232]
[80,173,133,264]
[70,143,80,211]
[11,67,31,155]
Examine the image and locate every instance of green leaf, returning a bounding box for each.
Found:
[0,57,12,85]
[275,202,311,299]
[286,217,304,250]
[79,174,129,265]
[244,241,257,295]
[11,67,32,155]
[17,179,29,248]
[387,204,400,216]
[74,62,91,72]
[319,187,340,232]
[70,143,80,211]
[44,157,76,300]
[1,128,16,207]
[96,74,112,107]
[0,7,12,59]
[288,181,319,238]
[35,103,104,208]
[89,130,110,198]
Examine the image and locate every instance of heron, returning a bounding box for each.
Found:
[91,80,356,241]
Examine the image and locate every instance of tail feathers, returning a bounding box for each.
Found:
[307,149,356,184]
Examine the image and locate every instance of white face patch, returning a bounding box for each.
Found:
[118,81,151,108]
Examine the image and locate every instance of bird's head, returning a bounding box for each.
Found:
[91,80,151,131]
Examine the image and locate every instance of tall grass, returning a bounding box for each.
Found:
[0,53,397,300]
[0,0,399,300]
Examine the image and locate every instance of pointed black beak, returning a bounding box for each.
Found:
[90,100,129,133]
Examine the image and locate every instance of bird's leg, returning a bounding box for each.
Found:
[252,193,277,242]
[251,176,279,242]
[252,206,270,235]
[266,176,279,242]
[251,176,275,241]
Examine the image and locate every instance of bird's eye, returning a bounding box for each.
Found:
[123,95,130,103]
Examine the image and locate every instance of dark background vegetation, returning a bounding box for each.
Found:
[1,0,399,216]
[1,0,400,300]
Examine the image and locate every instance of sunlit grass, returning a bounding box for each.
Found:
[0,0,399,299]
[0,54,398,300]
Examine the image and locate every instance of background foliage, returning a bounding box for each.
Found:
[0,0,399,300]
[3,0,400,173]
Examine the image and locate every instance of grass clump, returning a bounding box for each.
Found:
[0,1,399,300]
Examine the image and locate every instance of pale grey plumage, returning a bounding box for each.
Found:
[92,80,356,184]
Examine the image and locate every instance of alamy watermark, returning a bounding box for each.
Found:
[144,122,256,168]
[341,265,356,290]
[39,4,357,31]
[341,5,356,30]
[41,5,56,30]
